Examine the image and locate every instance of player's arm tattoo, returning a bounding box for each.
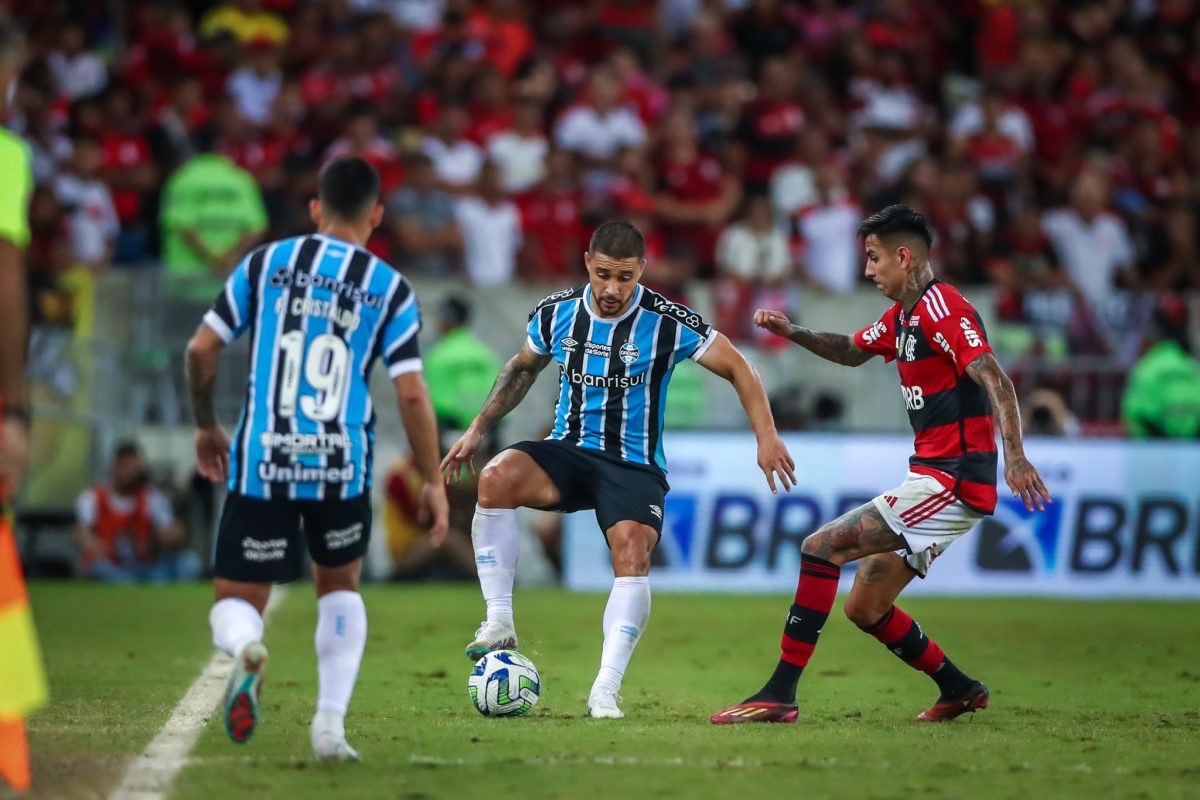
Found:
[185,346,218,428]
[965,352,1024,458]
[475,347,552,431]
[785,325,874,367]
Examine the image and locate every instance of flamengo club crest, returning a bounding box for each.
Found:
[619,342,640,364]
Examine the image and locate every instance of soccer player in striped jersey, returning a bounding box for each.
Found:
[186,157,449,760]
[710,205,1052,725]
[441,220,796,719]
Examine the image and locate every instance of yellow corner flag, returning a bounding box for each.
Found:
[0,514,47,792]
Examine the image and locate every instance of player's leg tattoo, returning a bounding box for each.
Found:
[747,503,906,704]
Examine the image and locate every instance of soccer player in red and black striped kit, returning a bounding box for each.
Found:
[711,205,1052,724]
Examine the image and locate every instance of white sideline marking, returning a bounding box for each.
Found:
[108,587,289,800]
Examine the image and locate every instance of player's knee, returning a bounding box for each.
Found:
[800,530,827,557]
[801,527,848,564]
[843,595,884,628]
[476,461,515,509]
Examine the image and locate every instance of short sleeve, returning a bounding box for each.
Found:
[382,278,423,378]
[202,249,260,343]
[853,305,898,362]
[526,304,551,355]
[668,302,716,362]
[922,286,992,376]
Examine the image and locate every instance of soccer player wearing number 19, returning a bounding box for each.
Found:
[186,157,449,761]
[710,205,1052,725]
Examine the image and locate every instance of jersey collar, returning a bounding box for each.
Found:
[583,284,644,324]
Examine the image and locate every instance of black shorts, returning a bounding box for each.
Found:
[214,492,372,583]
[507,440,669,537]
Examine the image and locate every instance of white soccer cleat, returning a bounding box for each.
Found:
[587,686,625,719]
[311,711,361,763]
[224,641,268,744]
[465,620,518,662]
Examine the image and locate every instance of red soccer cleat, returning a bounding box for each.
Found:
[709,701,799,725]
[916,681,989,722]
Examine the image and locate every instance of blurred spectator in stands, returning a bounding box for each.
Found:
[794,165,861,295]
[849,48,928,185]
[654,107,741,278]
[554,64,647,170]
[386,151,461,277]
[159,131,267,291]
[466,69,514,144]
[1042,169,1136,302]
[770,128,829,227]
[731,0,798,79]
[325,102,403,195]
[383,447,477,581]
[227,37,283,127]
[949,84,1034,163]
[487,96,547,194]
[1137,203,1200,292]
[424,295,502,432]
[74,441,201,583]
[200,0,289,47]
[715,193,791,343]
[22,90,71,184]
[47,20,106,101]
[52,136,118,272]
[927,160,995,284]
[97,86,157,265]
[149,77,208,170]
[734,55,804,192]
[422,102,484,190]
[515,148,585,282]
[1121,296,1200,439]
[455,160,521,286]
[1023,388,1082,437]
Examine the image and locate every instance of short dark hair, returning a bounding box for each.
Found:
[588,220,645,261]
[857,204,934,250]
[318,156,380,220]
[439,295,470,327]
[114,440,142,460]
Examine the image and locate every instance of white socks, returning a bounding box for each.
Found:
[210,597,264,658]
[593,576,651,694]
[315,590,367,717]
[472,505,519,627]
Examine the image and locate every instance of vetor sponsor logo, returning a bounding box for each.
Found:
[650,295,703,329]
[258,462,356,483]
[558,365,646,389]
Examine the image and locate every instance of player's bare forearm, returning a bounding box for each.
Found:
[785,325,873,367]
[965,352,1024,459]
[0,241,28,411]
[185,326,224,428]
[726,353,777,441]
[471,346,551,434]
[394,373,444,485]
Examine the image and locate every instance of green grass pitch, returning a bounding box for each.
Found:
[15,582,1200,799]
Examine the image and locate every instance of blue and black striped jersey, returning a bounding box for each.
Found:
[202,233,422,500]
[526,284,717,473]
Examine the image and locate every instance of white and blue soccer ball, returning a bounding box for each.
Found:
[468,650,541,717]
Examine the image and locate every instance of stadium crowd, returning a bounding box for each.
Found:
[11,0,1200,301]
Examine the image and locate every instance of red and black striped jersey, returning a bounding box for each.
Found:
[853,280,998,513]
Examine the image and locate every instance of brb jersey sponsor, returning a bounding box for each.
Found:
[203,234,422,501]
[526,284,717,473]
[853,280,998,513]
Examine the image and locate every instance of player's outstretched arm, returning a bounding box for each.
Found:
[696,333,797,494]
[753,309,873,366]
[393,371,450,545]
[964,352,1052,512]
[440,342,551,484]
[186,324,231,484]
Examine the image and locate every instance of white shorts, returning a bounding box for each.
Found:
[872,471,985,577]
